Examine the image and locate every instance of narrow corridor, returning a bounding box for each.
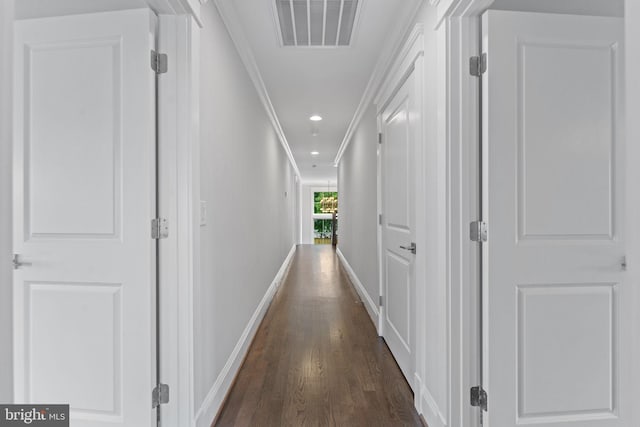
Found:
[214,245,423,427]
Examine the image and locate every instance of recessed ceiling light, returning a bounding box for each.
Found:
[311,151,319,156]
[333,164,338,168]
[309,115,322,121]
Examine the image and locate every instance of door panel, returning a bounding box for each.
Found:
[13,9,157,427]
[482,11,626,427]
[517,284,614,416]
[381,72,416,385]
[26,40,121,238]
[28,283,122,416]
[518,43,615,240]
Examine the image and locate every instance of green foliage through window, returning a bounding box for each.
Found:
[314,192,338,214]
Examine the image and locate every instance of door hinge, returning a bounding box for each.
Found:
[470,221,487,242]
[151,218,169,239]
[379,295,383,306]
[151,50,168,74]
[378,133,383,144]
[379,214,383,225]
[470,386,487,411]
[469,53,487,77]
[152,383,170,408]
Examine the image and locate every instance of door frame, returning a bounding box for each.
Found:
[626,2,640,423]
[374,22,425,397]
[157,14,199,427]
[434,2,491,426]
[0,3,201,427]
[0,0,14,404]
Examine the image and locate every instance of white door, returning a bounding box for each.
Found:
[380,71,417,386]
[482,11,630,427]
[13,10,158,427]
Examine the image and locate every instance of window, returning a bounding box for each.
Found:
[313,191,338,245]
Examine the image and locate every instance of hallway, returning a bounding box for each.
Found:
[214,245,423,427]
[3,2,639,427]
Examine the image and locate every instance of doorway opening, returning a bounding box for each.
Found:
[313,191,338,245]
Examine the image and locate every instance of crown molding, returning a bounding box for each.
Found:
[372,23,424,109]
[212,0,301,179]
[333,0,425,165]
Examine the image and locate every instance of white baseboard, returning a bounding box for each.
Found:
[194,244,297,427]
[335,247,379,328]
[415,373,447,427]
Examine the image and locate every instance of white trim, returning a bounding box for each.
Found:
[158,14,199,427]
[436,2,492,426]
[336,247,379,326]
[333,0,424,165]
[376,116,383,335]
[421,382,448,427]
[269,0,286,47]
[375,23,425,400]
[415,372,447,427]
[312,213,334,220]
[373,24,425,110]
[144,0,204,27]
[444,14,481,427]
[434,0,494,28]
[194,244,296,427]
[212,0,301,180]
[0,0,13,403]
[627,2,640,427]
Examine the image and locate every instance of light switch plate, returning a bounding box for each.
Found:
[200,201,207,226]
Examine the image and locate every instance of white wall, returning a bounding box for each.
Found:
[336,103,379,315]
[195,1,297,424]
[0,0,14,404]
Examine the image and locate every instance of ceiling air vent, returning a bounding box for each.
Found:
[275,0,360,47]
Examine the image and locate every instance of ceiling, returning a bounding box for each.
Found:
[220,0,420,183]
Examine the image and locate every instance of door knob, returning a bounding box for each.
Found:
[399,242,416,254]
[12,254,32,270]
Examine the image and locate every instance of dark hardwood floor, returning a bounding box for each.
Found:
[214,244,423,427]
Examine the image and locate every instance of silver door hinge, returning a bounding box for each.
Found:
[379,295,383,306]
[151,218,169,239]
[469,53,487,77]
[379,214,383,225]
[152,383,170,408]
[470,221,487,242]
[378,133,383,144]
[151,50,168,74]
[470,386,487,411]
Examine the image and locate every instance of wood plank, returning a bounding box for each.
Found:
[214,245,424,427]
